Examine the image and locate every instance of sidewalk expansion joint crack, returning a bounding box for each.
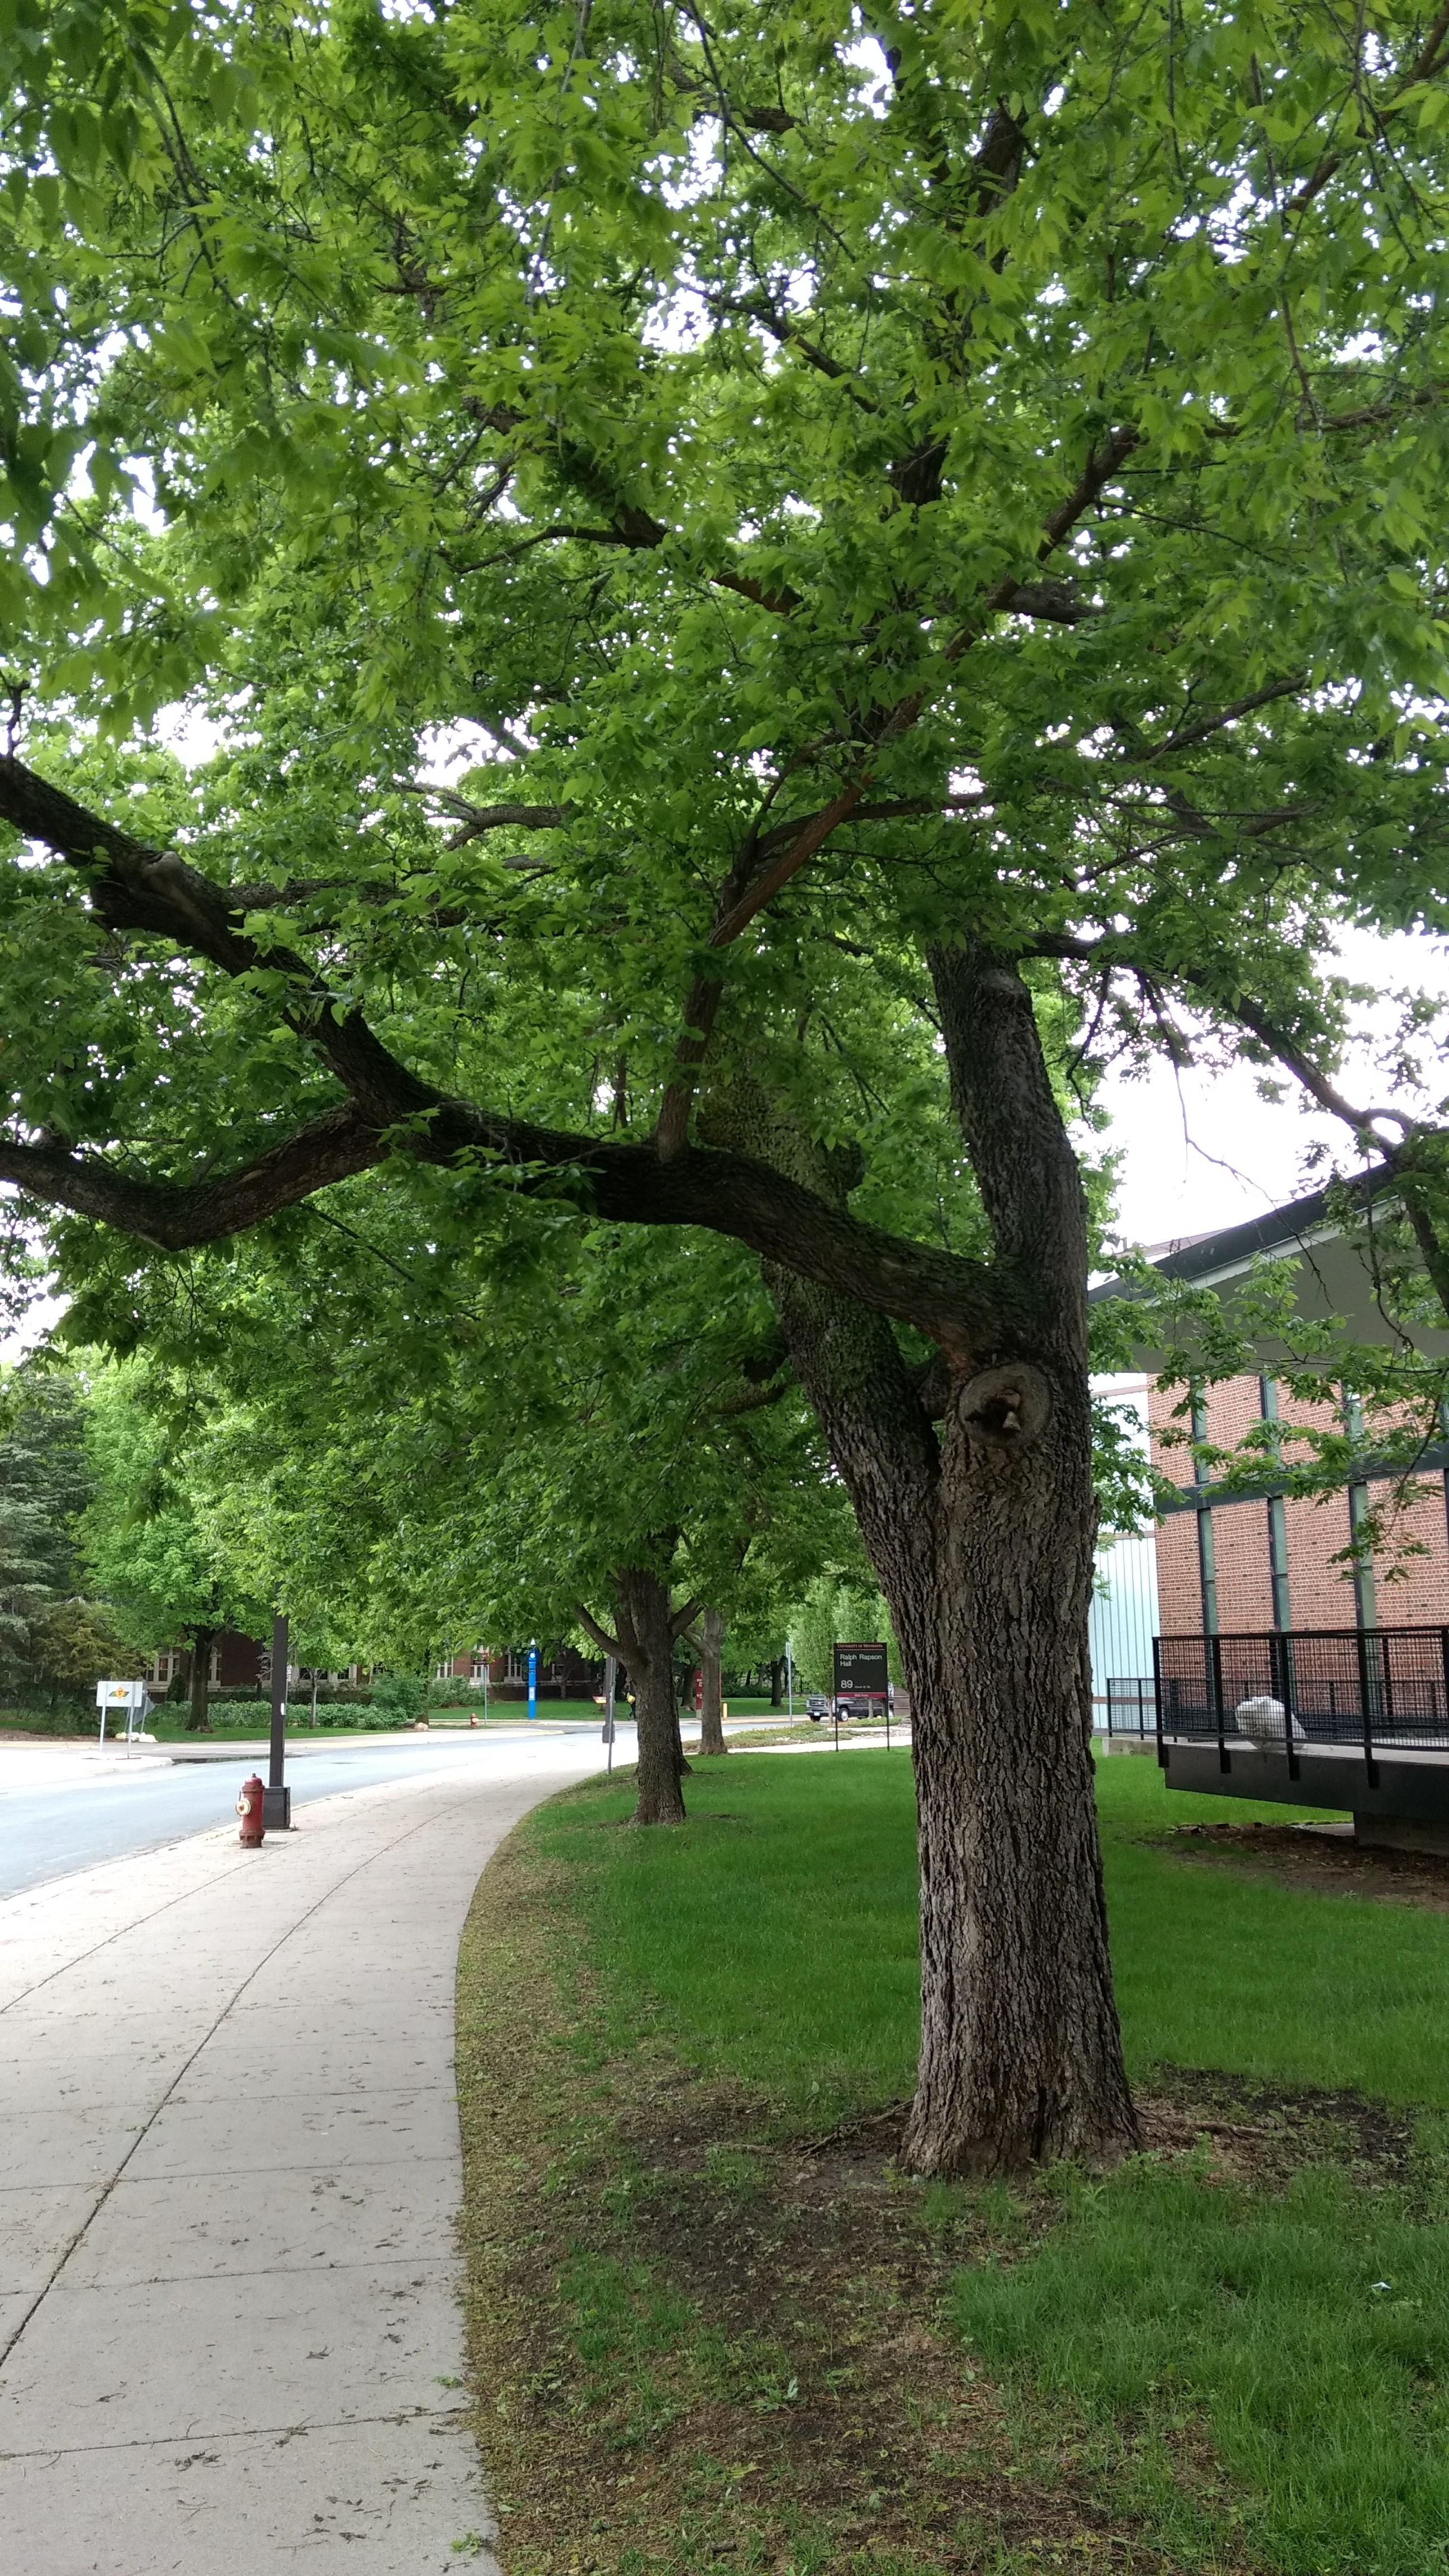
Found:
[0,1801,464,2379]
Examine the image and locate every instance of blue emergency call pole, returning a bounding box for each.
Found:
[527,1639,538,1722]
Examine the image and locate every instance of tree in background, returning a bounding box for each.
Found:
[81,1361,269,1729]
[3,1,1448,2165]
[787,1577,902,1702]
[119,1211,854,1821]
[0,1365,90,1695]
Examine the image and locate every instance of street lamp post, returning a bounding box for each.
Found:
[263,1611,291,1831]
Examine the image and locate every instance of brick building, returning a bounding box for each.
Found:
[1149,1368,1449,1638]
[148,1637,602,1701]
[1092,1171,1449,1701]
[432,1645,604,1700]
[144,1631,271,1694]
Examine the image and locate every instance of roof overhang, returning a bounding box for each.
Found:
[1092,1168,1449,1365]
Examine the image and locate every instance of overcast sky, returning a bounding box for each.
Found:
[1092,925,1449,1251]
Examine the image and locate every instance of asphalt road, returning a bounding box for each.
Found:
[0,1724,631,1900]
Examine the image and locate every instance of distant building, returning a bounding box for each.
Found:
[148,1636,604,1699]
[433,1646,605,1699]
[144,1631,273,1693]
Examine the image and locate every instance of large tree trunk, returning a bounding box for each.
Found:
[187,1626,217,1732]
[745,946,1138,2175]
[909,1367,1129,2171]
[697,1608,727,1755]
[614,1566,686,1825]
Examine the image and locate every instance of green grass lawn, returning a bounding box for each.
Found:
[521,1749,1449,2574]
[532,1747,1449,2111]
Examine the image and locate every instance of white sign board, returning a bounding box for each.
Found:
[96,1679,149,1712]
[96,1678,151,1745]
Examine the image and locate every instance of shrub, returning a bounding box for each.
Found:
[371,1671,431,1726]
[427,1676,485,1708]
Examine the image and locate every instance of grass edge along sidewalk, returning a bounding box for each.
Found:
[455,1752,1449,2576]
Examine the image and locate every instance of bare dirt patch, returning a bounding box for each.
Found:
[457,1830,1276,2575]
[1163,1820,1449,1911]
[1138,2067,1416,2190]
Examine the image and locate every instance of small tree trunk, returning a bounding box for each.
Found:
[187,1627,217,1732]
[698,1608,727,1755]
[769,1655,785,1708]
[615,1566,686,1825]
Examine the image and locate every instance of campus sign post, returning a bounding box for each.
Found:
[96,1677,149,1749]
[832,1642,890,1749]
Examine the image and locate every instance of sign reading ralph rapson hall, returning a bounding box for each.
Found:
[832,1642,889,1699]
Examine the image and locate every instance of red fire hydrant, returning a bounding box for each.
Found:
[237,1774,266,1846]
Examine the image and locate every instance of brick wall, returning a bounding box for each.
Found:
[1155,1510,1203,1633]
[1149,1368,1449,1635]
[1275,1490,1358,1628]
[1208,1496,1276,1631]
[1371,1475,1449,1625]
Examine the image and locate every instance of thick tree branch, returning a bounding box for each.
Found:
[575,1602,624,1659]
[403,784,571,838]
[712,1374,793,1418]
[0,1104,1002,1348]
[0,1107,385,1244]
[0,755,439,1129]
[0,756,1002,1343]
[929,943,1088,1337]
[226,875,352,911]
[751,788,984,862]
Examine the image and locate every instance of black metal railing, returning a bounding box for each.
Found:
[1106,1679,1156,1737]
[1153,1625,1449,1784]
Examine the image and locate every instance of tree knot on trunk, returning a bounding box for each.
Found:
[959,1362,1051,1450]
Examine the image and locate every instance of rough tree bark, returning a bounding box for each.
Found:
[769,1656,785,1708]
[697,1608,727,1755]
[613,1566,688,1826]
[187,1626,217,1733]
[751,946,1138,2175]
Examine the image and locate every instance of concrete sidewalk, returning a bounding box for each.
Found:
[0,1743,599,2572]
